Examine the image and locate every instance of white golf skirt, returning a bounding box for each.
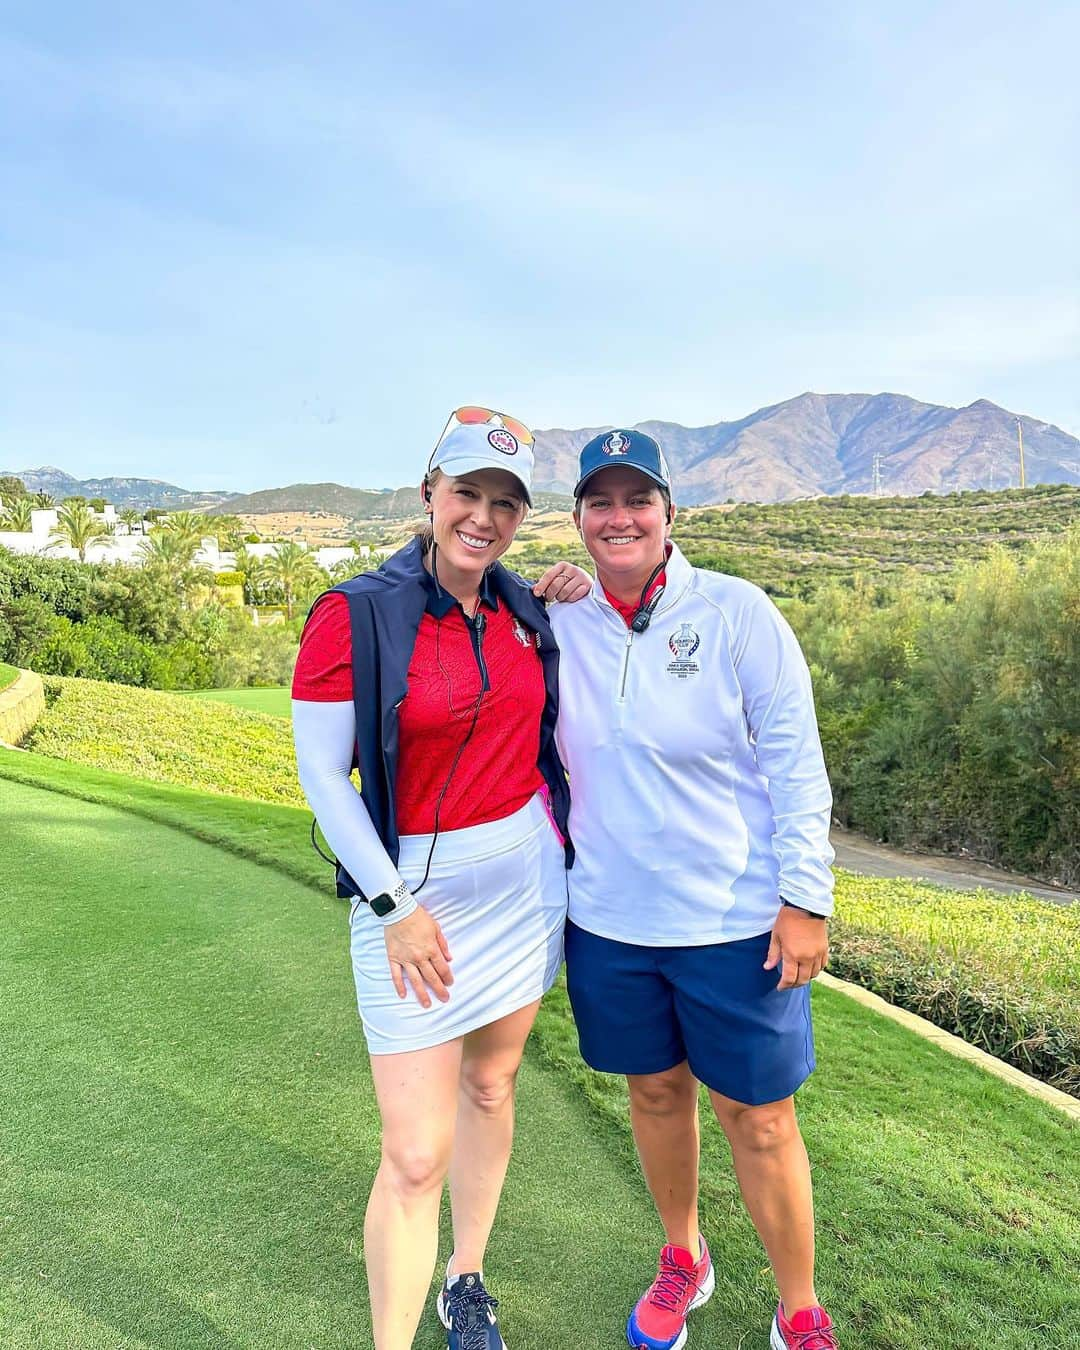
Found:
[349,792,568,1055]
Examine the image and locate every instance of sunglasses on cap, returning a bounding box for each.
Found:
[431,405,535,459]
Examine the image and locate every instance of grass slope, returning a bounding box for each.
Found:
[27,675,301,804]
[176,686,291,718]
[0,661,19,692]
[2,749,1078,1348]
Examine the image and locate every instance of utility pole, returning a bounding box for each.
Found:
[872,453,883,498]
[1016,418,1026,489]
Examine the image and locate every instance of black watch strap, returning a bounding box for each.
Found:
[780,897,828,920]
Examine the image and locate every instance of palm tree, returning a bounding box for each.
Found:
[140,529,215,602]
[254,542,328,619]
[49,501,110,562]
[161,511,210,554]
[1,498,34,532]
[118,507,143,535]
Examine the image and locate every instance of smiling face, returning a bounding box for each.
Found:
[425,467,526,587]
[575,465,673,592]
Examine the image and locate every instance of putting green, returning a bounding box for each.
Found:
[176,686,291,718]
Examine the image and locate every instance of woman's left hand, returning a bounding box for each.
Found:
[533,562,592,604]
[764,906,829,989]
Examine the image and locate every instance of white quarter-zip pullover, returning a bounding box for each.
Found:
[551,543,834,946]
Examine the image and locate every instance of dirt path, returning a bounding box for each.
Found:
[831,825,1077,905]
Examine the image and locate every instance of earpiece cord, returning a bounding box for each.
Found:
[630,557,668,633]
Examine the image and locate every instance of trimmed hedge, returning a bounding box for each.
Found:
[830,872,1079,1095]
[27,675,304,806]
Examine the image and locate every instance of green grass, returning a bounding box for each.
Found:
[20,675,1077,1092]
[26,675,302,805]
[0,661,19,692]
[829,875,1080,1094]
[2,747,1078,1348]
[176,686,291,718]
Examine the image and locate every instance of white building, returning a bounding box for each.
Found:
[0,502,370,573]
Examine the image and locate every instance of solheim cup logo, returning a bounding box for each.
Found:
[488,429,519,455]
[667,623,701,679]
[603,431,631,456]
[669,624,700,660]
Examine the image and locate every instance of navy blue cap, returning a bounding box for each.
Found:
[573,428,672,497]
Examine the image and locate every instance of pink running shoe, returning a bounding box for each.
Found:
[771,1302,839,1349]
[626,1238,714,1350]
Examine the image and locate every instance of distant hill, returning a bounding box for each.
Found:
[0,466,236,511]
[530,392,1080,504]
[206,483,420,518]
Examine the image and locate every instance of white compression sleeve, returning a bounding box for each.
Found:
[291,698,418,925]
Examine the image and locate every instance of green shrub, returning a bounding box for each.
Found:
[830,872,1080,1095]
[790,529,1079,884]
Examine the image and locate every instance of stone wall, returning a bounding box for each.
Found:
[0,669,46,746]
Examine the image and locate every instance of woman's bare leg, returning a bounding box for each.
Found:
[709,1091,817,1314]
[446,999,541,1276]
[366,1038,463,1349]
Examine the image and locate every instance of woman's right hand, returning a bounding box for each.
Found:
[384,907,454,1007]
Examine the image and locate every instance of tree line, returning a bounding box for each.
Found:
[786,527,1079,886]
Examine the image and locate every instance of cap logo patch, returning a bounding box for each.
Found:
[488,428,519,455]
[603,431,630,456]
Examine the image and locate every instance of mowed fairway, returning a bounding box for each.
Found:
[0,776,660,1348]
[176,686,291,718]
[2,757,1079,1348]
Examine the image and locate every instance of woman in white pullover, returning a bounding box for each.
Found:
[550,430,839,1350]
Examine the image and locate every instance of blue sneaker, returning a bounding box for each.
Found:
[436,1269,506,1349]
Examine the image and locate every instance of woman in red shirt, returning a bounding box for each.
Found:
[292,408,587,1350]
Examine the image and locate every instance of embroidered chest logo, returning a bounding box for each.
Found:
[512,619,532,648]
[667,623,701,679]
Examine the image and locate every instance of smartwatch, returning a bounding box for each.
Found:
[368,880,410,918]
[780,897,828,920]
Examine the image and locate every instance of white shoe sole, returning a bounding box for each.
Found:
[770,1316,786,1350]
[626,1261,716,1350]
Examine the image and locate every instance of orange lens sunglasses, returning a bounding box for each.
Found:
[431,405,535,464]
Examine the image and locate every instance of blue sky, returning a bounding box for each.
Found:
[2,1,1078,491]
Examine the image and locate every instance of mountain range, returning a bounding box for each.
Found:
[0,467,236,511]
[530,392,1080,503]
[6,392,1079,512]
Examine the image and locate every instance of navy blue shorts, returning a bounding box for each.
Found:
[564,921,815,1106]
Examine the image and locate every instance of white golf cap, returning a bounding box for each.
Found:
[428,422,534,505]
